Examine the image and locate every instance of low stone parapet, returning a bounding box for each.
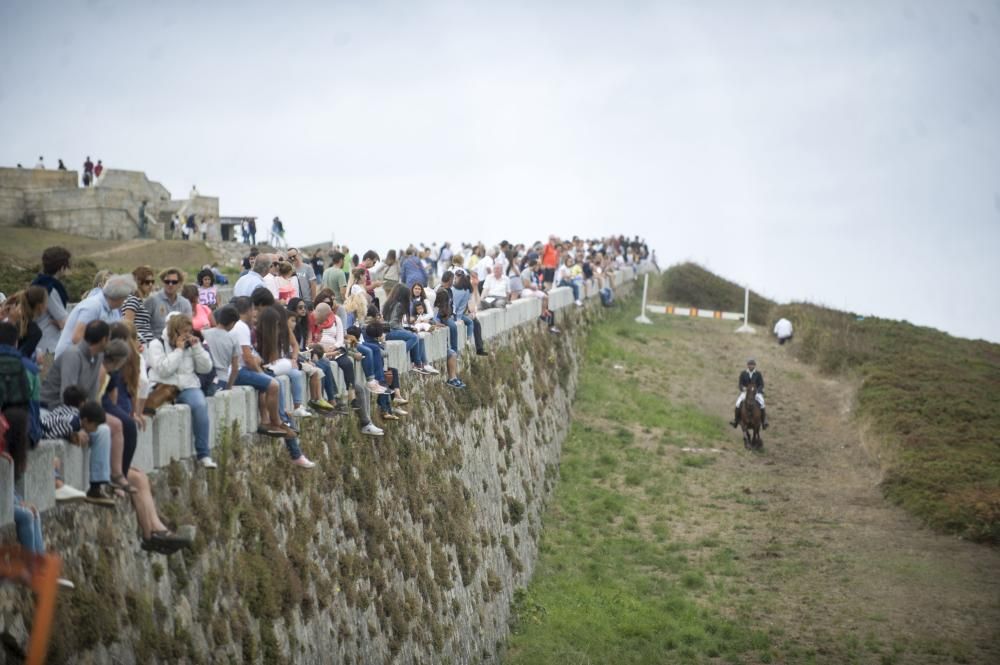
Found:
[2,269,638,527]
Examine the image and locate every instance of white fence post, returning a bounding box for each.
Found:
[635,273,652,324]
[735,285,755,334]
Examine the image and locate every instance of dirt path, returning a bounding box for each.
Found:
[640,315,1000,663]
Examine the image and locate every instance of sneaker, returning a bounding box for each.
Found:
[446,378,466,389]
[199,456,218,469]
[381,412,400,421]
[549,326,561,334]
[361,423,384,437]
[367,379,388,395]
[308,399,336,412]
[292,455,316,469]
[55,484,87,503]
[292,406,313,418]
[422,364,440,375]
[394,395,409,405]
[57,577,75,590]
[394,407,409,416]
[411,364,428,375]
[85,485,116,508]
[455,378,467,388]
[476,350,489,356]
[575,299,583,306]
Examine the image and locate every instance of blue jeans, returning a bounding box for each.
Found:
[314,358,336,401]
[89,423,111,484]
[176,388,210,460]
[386,329,426,365]
[559,278,580,301]
[354,344,375,379]
[235,367,290,422]
[287,368,305,405]
[361,341,393,411]
[443,318,458,353]
[14,493,43,554]
[283,436,302,460]
[459,314,474,339]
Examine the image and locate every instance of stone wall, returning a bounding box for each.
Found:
[0,167,217,241]
[0,272,639,664]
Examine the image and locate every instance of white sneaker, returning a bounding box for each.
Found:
[421,365,440,375]
[57,577,76,590]
[292,406,313,418]
[575,299,583,306]
[366,379,388,395]
[55,484,87,502]
[199,457,218,469]
[292,456,316,469]
[362,423,384,436]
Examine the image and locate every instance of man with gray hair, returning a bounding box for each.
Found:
[233,253,272,298]
[145,267,193,338]
[53,273,135,357]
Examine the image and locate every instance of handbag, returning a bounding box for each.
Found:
[144,383,179,414]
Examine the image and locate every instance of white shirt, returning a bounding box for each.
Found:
[482,274,510,299]
[230,320,254,368]
[261,273,281,299]
[774,318,793,339]
[476,255,494,282]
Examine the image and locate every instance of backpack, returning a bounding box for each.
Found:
[0,354,30,410]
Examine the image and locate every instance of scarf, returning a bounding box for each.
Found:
[31,273,69,308]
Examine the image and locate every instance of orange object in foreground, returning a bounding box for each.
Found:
[0,546,61,665]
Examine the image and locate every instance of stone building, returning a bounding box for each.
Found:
[0,166,221,241]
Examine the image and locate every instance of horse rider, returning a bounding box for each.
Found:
[730,358,768,429]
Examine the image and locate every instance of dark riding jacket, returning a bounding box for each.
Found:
[738,369,764,394]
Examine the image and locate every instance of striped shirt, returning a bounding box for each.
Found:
[42,404,80,440]
[122,295,154,343]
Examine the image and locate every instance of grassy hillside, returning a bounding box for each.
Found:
[652,262,775,325]
[0,228,220,299]
[771,302,1000,543]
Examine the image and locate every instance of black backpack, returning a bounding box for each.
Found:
[0,354,30,410]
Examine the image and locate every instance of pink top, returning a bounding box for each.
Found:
[192,303,213,331]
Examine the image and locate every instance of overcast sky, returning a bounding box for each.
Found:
[2,0,999,341]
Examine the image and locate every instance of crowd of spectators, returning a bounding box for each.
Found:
[0,234,651,580]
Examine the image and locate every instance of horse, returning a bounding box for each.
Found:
[739,384,763,451]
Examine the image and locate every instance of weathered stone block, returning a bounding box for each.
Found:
[18,440,57,513]
[152,405,192,468]
[58,438,88,490]
[386,340,408,373]
[548,286,574,311]
[133,419,154,473]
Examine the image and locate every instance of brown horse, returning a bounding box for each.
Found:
[739,384,763,451]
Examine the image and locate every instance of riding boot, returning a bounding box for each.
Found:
[761,408,769,429]
[730,407,740,428]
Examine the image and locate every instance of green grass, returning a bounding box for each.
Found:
[0,227,220,298]
[505,313,772,665]
[652,262,775,324]
[773,302,1000,543]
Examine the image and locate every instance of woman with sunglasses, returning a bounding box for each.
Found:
[121,265,156,345]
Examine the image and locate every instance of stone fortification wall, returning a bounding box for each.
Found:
[0,273,638,664]
[0,167,218,241]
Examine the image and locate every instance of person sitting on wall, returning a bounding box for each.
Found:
[228,295,291,438]
[53,274,133,358]
[147,313,217,469]
[200,305,240,393]
[38,320,118,506]
[41,385,107,504]
[145,268,192,340]
[196,268,218,309]
[480,262,510,310]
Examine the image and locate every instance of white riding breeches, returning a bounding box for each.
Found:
[735,392,765,409]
